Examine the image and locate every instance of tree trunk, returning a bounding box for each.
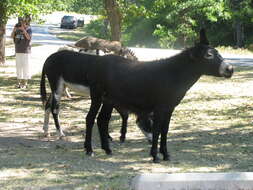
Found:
[0,23,6,65]
[0,0,7,65]
[104,0,122,41]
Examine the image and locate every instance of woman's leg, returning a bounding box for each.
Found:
[22,53,30,88]
[15,53,23,87]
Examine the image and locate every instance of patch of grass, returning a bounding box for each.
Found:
[5,39,14,48]
[57,32,86,41]
[31,43,43,47]
[0,65,253,189]
[6,55,15,61]
[49,26,87,41]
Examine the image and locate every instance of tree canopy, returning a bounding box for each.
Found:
[0,0,252,59]
[0,0,70,64]
[0,0,66,24]
[70,0,253,48]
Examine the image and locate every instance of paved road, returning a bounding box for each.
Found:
[6,21,72,45]
[30,24,72,45]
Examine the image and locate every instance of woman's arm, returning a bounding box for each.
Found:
[21,27,31,40]
[11,27,16,38]
[22,29,31,40]
[20,24,31,40]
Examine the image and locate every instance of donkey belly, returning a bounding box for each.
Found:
[64,81,90,96]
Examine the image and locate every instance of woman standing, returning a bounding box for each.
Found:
[11,17,32,89]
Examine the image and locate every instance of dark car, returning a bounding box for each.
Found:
[77,17,84,27]
[60,16,77,29]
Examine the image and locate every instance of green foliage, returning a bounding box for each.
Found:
[63,0,253,48]
[0,0,10,24]
[60,0,104,15]
[206,20,234,47]
[123,18,159,47]
[71,0,104,14]
[120,3,158,47]
[0,0,67,24]
[148,0,231,47]
[153,25,176,48]
[84,17,111,40]
[119,0,253,48]
[2,0,253,48]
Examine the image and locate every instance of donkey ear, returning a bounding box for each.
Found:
[199,28,209,45]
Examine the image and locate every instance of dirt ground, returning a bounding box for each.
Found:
[0,54,253,189]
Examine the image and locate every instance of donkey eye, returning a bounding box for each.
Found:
[204,52,214,59]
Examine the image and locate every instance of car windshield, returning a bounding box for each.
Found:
[63,16,74,21]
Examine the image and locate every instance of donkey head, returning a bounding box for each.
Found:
[119,47,138,61]
[191,29,233,78]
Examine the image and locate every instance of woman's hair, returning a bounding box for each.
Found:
[15,23,21,27]
[18,17,24,23]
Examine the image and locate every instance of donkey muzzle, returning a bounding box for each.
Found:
[219,62,233,78]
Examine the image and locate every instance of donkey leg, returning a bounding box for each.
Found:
[43,108,51,137]
[51,92,65,137]
[136,114,153,143]
[118,110,128,143]
[85,96,102,156]
[64,86,72,98]
[159,111,173,161]
[43,94,52,137]
[150,121,160,162]
[150,107,170,163]
[97,103,113,155]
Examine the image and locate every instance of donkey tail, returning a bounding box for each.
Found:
[40,65,47,106]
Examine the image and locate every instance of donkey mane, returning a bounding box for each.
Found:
[141,46,198,65]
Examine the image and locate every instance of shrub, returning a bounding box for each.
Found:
[122,18,159,48]
[84,17,111,40]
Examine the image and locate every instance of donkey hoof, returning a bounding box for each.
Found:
[57,130,65,137]
[86,151,94,157]
[163,154,170,161]
[119,137,125,143]
[147,133,153,143]
[105,149,112,155]
[153,157,160,163]
[108,135,113,141]
[44,133,50,137]
[59,136,66,140]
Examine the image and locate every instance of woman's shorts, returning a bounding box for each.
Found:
[16,53,31,80]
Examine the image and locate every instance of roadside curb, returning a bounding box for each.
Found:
[131,173,253,190]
